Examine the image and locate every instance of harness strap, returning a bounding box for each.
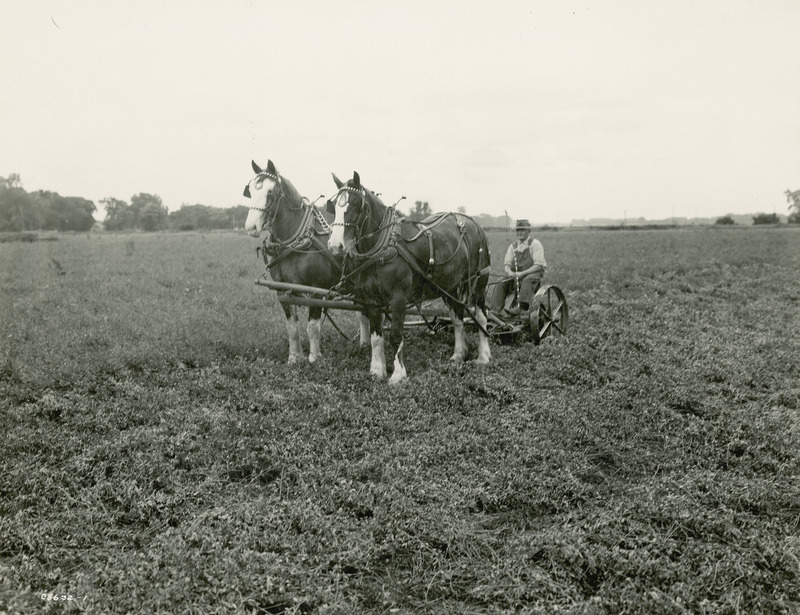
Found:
[401,211,452,242]
[263,203,339,271]
[393,241,491,337]
[401,213,469,273]
[345,208,399,262]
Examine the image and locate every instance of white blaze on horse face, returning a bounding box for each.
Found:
[328,221,345,255]
[328,191,352,254]
[244,175,278,237]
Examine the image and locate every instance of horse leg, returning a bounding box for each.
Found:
[448,305,468,363]
[474,274,492,364]
[474,306,492,364]
[367,308,387,379]
[358,311,370,348]
[283,304,304,364]
[307,305,323,363]
[388,297,407,385]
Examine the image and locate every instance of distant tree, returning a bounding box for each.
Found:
[230,205,249,229]
[0,173,22,189]
[168,204,203,231]
[32,191,95,231]
[0,175,40,231]
[130,193,167,231]
[138,202,168,232]
[786,189,800,224]
[101,197,134,231]
[752,213,780,225]
[168,204,249,231]
[715,215,735,225]
[409,200,431,222]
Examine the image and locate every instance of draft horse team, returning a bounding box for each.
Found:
[244,159,492,384]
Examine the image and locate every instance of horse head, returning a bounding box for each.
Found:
[329,171,384,255]
[243,159,284,237]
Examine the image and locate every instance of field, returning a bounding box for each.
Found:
[1,227,799,614]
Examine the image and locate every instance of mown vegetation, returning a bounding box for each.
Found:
[1,227,798,614]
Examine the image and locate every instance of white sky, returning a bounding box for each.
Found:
[2,0,799,223]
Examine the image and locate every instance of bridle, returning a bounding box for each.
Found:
[331,184,387,243]
[246,170,286,229]
[330,185,367,229]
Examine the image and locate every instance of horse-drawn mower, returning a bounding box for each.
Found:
[255,275,568,347]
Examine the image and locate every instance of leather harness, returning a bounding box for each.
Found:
[341,206,491,332]
[259,199,341,273]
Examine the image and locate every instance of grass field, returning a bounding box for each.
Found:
[1,227,799,614]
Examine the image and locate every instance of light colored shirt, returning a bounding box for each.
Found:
[503,238,546,270]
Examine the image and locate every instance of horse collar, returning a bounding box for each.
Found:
[262,199,315,256]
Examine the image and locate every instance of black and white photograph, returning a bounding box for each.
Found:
[1,1,798,613]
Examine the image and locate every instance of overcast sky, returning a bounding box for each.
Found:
[2,0,799,223]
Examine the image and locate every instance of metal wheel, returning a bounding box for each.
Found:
[532,285,568,342]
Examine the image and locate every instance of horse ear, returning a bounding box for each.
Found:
[353,171,360,187]
[251,160,262,174]
[326,199,336,214]
[266,160,278,176]
[243,184,251,198]
[332,173,344,189]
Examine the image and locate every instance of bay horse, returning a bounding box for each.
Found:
[243,160,368,363]
[328,171,492,384]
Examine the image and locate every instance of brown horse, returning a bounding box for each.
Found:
[328,171,492,383]
[243,160,368,363]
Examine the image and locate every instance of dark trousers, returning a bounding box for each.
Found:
[489,274,542,312]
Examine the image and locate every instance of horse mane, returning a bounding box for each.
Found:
[361,187,388,216]
[278,174,304,205]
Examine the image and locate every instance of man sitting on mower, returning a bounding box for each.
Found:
[489,219,547,318]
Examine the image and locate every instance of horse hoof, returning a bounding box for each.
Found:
[389,368,407,384]
[308,354,321,364]
[287,355,305,365]
[450,354,466,364]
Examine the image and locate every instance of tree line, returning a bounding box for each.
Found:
[0,174,249,232]
[101,195,248,232]
[4,173,796,233]
[1,174,96,232]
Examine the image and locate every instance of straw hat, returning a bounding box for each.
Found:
[515,219,532,230]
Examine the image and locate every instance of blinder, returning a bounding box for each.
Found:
[246,171,283,212]
[330,185,366,231]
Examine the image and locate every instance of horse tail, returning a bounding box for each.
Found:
[478,222,491,272]
[460,216,491,309]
